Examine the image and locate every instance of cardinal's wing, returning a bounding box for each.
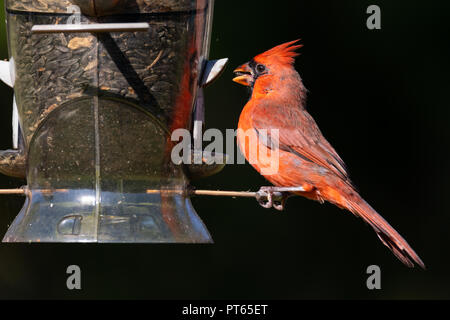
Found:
[251,101,352,184]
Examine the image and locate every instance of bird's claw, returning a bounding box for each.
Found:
[256,187,289,211]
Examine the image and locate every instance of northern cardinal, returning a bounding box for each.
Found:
[233,40,425,268]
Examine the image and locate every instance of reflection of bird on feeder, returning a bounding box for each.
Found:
[0,0,230,242]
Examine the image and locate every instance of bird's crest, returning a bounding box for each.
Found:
[254,40,303,65]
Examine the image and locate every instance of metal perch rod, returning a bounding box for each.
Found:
[0,188,259,197]
[145,189,256,197]
[31,23,150,34]
[191,187,305,197]
[151,186,305,199]
[0,187,305,198]
[192,190,257,198]
[0,189,26,195]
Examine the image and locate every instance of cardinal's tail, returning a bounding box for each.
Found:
[324,185,425,269]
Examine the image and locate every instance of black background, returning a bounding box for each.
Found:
[0,0,449,299]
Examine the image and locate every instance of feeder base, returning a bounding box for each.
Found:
[3,190,213,243]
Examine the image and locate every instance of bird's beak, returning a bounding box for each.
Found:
[233,63,253,86]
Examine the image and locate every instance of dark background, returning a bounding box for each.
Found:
[0,0,449,299]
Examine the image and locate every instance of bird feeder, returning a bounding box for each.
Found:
[0,0,229,242]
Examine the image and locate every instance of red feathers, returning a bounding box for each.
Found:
[235,40,425,268]
[254,40,303,66]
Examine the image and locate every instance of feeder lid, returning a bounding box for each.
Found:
[6,0,206,15]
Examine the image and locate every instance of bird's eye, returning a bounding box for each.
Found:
[256,64,266,73]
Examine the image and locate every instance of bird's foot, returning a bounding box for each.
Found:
[255,186,304,211]
[256,186,306,211]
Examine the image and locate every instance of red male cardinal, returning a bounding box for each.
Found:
[233,40,425,268]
